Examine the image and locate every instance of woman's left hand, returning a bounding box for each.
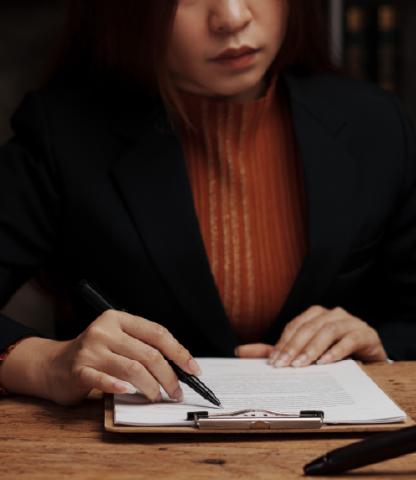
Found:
[235,305,388,367]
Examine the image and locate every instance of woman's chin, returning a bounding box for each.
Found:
[198,78,267,102]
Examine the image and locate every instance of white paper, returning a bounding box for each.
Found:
[113,359,406,426]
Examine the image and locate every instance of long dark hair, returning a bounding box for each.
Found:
[59,1,333,104]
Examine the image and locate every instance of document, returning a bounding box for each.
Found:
[113,359,406,426]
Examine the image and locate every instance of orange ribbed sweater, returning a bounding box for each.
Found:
[178,80,307,343]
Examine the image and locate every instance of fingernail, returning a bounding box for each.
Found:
[317,353,332,365]
[115,381,137,394]
[153,392,163,403]
[234,347,240,357]
[275,353,291,367]
[292,353,308,367]
[171,386,183,402]
[188,358,202,376]
[268,350,280,365]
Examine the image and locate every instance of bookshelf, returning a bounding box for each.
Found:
[327,0,416,125]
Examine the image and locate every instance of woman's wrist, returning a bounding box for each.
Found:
[0,340,26,395]
[0,337,58,400]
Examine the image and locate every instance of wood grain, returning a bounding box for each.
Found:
[1,362,416,480]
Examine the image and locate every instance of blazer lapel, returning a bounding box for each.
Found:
[110,74,362,351]
[111,104,236,355]
[266,73,362,341]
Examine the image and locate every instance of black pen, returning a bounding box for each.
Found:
[78,280,222,407]
[304,425,416,475]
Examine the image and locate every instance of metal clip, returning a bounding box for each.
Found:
[186,409,324,430]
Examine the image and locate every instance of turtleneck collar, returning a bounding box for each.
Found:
[176,75,280,143]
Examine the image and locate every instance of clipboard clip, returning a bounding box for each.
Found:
[186,409,324,430]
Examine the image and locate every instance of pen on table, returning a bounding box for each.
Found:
[78,279,222,408]
[304,425,416,475]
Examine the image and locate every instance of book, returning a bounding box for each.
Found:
[344,0,373,81]
[113,359,406,427]
[377,0,399,91]
[339,0,400,91]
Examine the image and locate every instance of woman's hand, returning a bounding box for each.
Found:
[0,310,201,406]
[235,306,387,367]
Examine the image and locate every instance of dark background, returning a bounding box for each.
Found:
[396,0,416,125]
[0,0,65,142]
[0,0,65,333]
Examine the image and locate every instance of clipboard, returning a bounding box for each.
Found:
[104,395,414,434]
[104,361,415,434]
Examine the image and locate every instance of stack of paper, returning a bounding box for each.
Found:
[114,359,406,426]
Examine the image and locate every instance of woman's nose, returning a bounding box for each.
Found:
[209,0,252,35]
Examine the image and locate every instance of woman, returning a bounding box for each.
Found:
[0,0,415,406]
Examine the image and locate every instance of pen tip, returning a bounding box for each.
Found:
[303,459,327,476]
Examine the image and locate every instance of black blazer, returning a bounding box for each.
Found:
[1,71,416,359]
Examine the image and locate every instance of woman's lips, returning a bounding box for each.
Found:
[211,47,260,69]
[213,49,259,69]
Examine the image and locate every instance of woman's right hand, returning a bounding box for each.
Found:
[0,310,201,406]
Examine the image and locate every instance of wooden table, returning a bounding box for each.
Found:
[1,362,415,480]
